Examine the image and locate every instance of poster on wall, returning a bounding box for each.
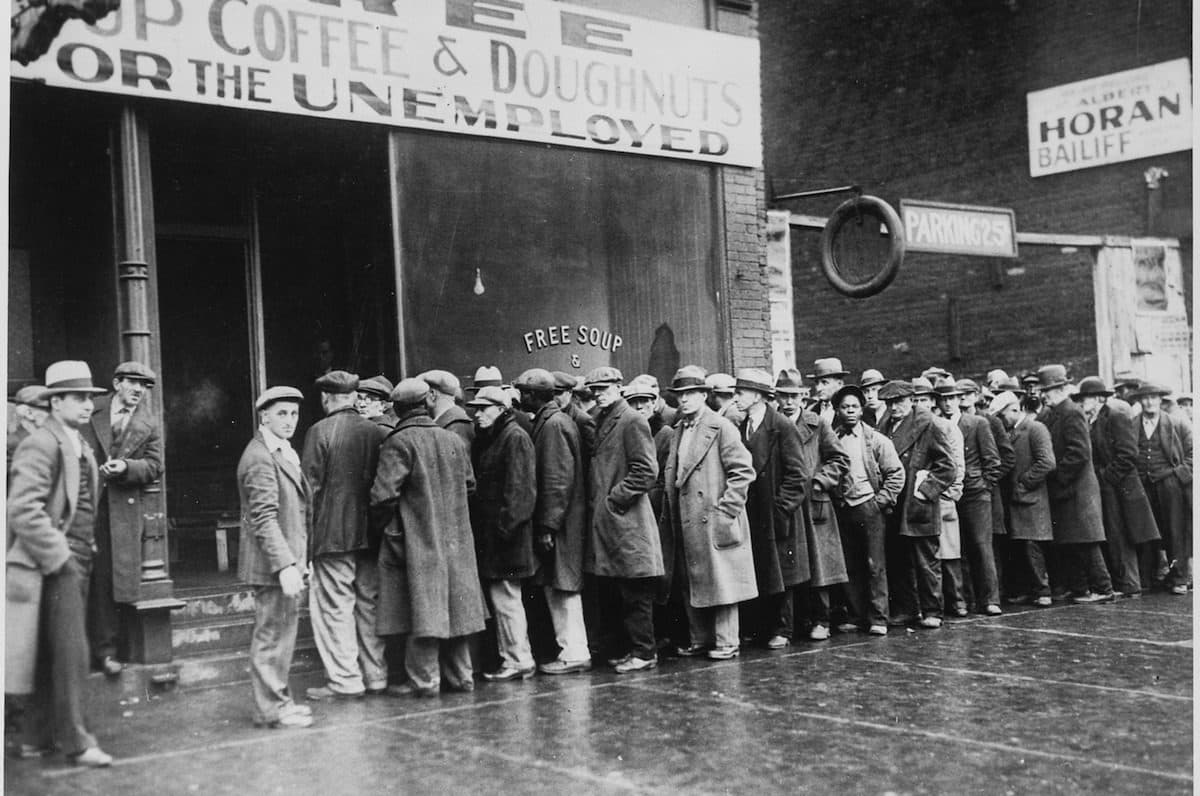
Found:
[9,0,763,167]
[1026,58,1192,177]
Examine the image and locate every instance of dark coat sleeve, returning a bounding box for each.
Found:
[813,421,850,494]
[977,418,1002,487]
[916,419,957,501]
[1020,422,1056,491]
[1050,409,1091,488]
[497,428,537,541]
[608,415,658,509]
[774,422,808,514]
[875,434,905,508]
[534,419,576,533]
[1100,411,1140,485]
[990,414,1015,482]
[1166,414,1193,486]
[370,434,412,532]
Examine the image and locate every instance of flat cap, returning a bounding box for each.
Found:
[634,374,661,394]
[988,391,1020,415]
[513,368,556,392]
[667,366,709,393]
[705,373,736,394]
[551,371,578,391]
[10,385,49,409]
[859,369,886,388]
[390,378,431,407]
[584,366,623,388]
[358,375,394,400]
[113,361,157,385]
[878,380,915,401]
[420,369,461,397]
[622,380,657,401]
[471,365,503,390]
[832,384,866,409]
[315,370,359,394]
[255,386,304,411]
[467,385,509,408]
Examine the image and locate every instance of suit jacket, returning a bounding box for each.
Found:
[237,431,311,586]
[1005,417,1055,541]
[957,412,1001,496]
[301,406,387,556]
[1091,405,1159,545]
[83,394,163,603]
[1039,399,1104,544]
[882,408,956,537]
[1137,411,1193,486]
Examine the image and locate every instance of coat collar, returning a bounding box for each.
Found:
[532,402,560,438]
[594,398,630,448]
[253,430,306,494]
[671,407,721,485]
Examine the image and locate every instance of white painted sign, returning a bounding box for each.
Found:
[1027,58,1192,177]
[10,0,763,167]
[900,200,1018,258]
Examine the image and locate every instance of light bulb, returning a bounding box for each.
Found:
[473,268,485,295]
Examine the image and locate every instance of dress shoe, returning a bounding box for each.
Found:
[1071,591,1112,604]
[984,604,1002,616]
[918,617,943,629]
[887,614,914,627]
[674,643,709,658]
[606,653,632,668]
[1170,584,1189,595]
[1005,594,1032,605]
[707,646,739,660]
[867,624,888,636]
[97,656,123,678]
[538,659,592,675]
[614,655,657,673]
[385,683,438,698]
[808,624,830,641]
[950,607,969,618]
[256,711,314,729]
[482,665,535,682]
[835,623,861,634]
[71,747,113,767]
[305,685,365,701]
[1033,596,1052,607]
[765,635,790,649]
[365,685,389,696]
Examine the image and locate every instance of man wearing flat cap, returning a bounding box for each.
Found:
[237,386,313,728]
[1036,365,1115,603]
[553,371,597,467]
[8,385,49,477]
[9,361,115,765]
[356,375,397,429]
[302,372,390,700]
[371,379,487,696]
[81,361,163,678]
[421,370,474,451]
[1130,381,1192,594]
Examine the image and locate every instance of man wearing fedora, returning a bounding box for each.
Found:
[238,386,314,728]
[582,366,663,674]
[705,372,746,427]
[662,366,757,660]
[302,371,390,701]
[7,385,49,477]
[421,370,474,450]
[1130,381,1192,595]
[807,358,850,425]
[1074,377,1160,598]
[80,361,162,678]
[1036,365,1115,603]
[8,361,115,765]
[774,369,806,422]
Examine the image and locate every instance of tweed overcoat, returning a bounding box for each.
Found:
[795,412,850,587]
[530,402,588,592]
[1005,417,1055,541]
[882,408,957,537]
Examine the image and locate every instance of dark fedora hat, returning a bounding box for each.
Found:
[773,368,803,396]
[668,365,710,393]
[1035,364,1071,391]
[933,378,963,398]
[1073,376,1113,398]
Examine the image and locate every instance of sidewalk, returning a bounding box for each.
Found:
[6,593,1192,794]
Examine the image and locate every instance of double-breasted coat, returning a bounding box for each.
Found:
[530,402,587,592]
[740,404,809,594]
[1040,399,1105,544]
[1004,416,1055,541]
[1089,404,1159,545]
[470,411,537,581]
[584,398,664,579]
[236,431,311,586]
[883,408,957,537]
[84,394,163,603]
[301,406,387,556]
[795,411,850,587]
[663,407,758,608]
[370,411,488,639]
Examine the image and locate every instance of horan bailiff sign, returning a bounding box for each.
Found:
[1026,58,1192,178]
[900,200,1018,259]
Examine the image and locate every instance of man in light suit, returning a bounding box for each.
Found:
[82,361,163,677]
[237,386,313,729]
[7,361,113,766]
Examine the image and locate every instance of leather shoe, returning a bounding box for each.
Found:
[1170,584,1189,595]
[72,747,114,767]
[482,665,535,682]
[614,655,657,673]
[918,617,943,629]
[765,635,790,649]
[706,646,739,661]
[867,625,887,636]
[606,653,632,668]
[674,643,709,658]
[538,659,592,675]
[98,656,123,678]
[808,624,830,641]
[1033,596,1052,607]
[385,683,438,698]
[984,604,1002,616]
[835,623,860,634]
[305,685,364,701]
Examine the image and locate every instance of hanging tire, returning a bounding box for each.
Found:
[819,195,905,298]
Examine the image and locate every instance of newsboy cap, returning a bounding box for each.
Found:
[358,375,394,400]
[859,369,886,388]
[584,366,623,388]
[1073,376,1113,398]
[551,371,578,392]
[420,369,461,397]
[1035,364,1071,391]
[668,366,709,393]
[255,385,304,411]
[10,385,49,410]
[622,380,657,402]
[315,370,359,394]
[706,373,736,395]
[113,361,157,385]
[878,380,915,401]
[467,385,509,408]
[808,358,849,380]
[513,368,556,392]
[390,378,431,407]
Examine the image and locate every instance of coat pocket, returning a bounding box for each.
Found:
[6,562,42,604]
[712,511,743,549]
[810,496,830,523]
[906,496,934,525]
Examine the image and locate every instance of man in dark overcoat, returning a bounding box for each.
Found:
[1036,364,1115,603]
[468,386,538,681]
[734,368,808,649]
[80,361,162,677]
[958,379,1015,602]
[878,380,957,628]
[236,386,314,729]
[993,392,1055,606]
[1130,382,1192,594]
[8,361,114,765]
[370,379,488,696]
[582,366,663,674]
[517,370,590,674]
[1074,377,1160,598]
[302,371,389,700]
[421,370,474,451]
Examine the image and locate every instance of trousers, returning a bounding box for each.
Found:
[404,636,473,692]
[309,551,387,693]
[543,587,590,662]
[487,579,534,671]
[249,584,300,724]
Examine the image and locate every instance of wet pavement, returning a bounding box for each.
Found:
[7,593,1192,795]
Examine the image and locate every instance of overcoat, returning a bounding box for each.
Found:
[663,407,758,608]
[84,394,163,603]
[741,404,809,594]
[957,412,1001,497]
[436,404,475,451]
[236,431,311,586]
[1005,416,1055,541]
[883,408,956,537]
[470,412,537,580]
[371,412,487,638]
[986,412,1015,536]
[301,406,387,556]
[530,402,587,592]
[795,411,850,587]
[7,418,99,693]
[1090,404,1159,545]
[584,398,664,579]
[565,401,597,467]
[1040,399,1105,544]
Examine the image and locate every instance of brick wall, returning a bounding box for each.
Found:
[761,0,1192,383]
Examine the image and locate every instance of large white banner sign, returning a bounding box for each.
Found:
[1027,58,1192,177]
[11,0,763,167]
